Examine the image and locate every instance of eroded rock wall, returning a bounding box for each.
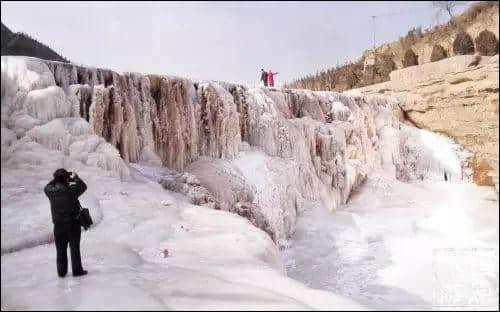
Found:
[350,54,499,189]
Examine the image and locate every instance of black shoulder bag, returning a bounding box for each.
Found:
[76,200,93,231]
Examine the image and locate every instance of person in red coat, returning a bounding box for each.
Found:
[267,70,278,87]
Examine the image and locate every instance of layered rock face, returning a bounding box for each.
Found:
[363,3,499,70]
[350,54,499,189]
[2,55,459,243]
[287,3,498,93]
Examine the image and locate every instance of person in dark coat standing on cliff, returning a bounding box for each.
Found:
[260,69,268,87]
[44,168,88,277]
[268,70,279,87]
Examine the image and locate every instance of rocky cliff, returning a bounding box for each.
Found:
[287,2,499,93]
[349,54,499,190]
[1,56,464,244]
[365,2,499,69]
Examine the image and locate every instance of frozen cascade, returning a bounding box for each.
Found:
[1,56,497,309]
[2,55,469,244]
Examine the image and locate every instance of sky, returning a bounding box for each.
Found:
[1,1,472,86]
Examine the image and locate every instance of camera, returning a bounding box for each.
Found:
[67,171,75,182]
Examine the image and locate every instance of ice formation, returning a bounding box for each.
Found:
[2,56,497,309]
[2,55,476,244]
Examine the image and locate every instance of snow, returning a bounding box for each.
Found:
[396,125,463,182]
[1,162,366,310]
[283,173,499,310]
[232,148,301,243]
[25,86,70,123]
[1,55,498,310]
[330,101,350,121]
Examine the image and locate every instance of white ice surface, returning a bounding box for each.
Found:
[283,170,499,310]
[1,161,365,310]
[4,149,496,310]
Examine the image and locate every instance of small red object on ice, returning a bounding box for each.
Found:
[162,249,169,258]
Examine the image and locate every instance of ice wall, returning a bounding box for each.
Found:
[1,56,462,244]
[1,56,130,179]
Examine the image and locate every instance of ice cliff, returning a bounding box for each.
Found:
[1,56,464,245]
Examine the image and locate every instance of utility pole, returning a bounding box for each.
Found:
[371,15,376,49]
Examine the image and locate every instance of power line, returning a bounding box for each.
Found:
[369,6,428,48]
[371,15,376,49]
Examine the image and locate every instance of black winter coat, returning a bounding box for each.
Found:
[44,175,87,224]
[260,71,268,82]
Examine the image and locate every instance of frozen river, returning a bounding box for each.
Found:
[283,171,499,310]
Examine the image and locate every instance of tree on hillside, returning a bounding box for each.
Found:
[453,31,475,55]
[432,1,466,20]
[475,30,499,56]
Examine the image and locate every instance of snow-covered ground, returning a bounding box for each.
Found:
[283,170,499,310]
[1,161,366,310]
[3,159,496,310]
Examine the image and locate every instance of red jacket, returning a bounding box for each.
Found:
[267,72,278,84]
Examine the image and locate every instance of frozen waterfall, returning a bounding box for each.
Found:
[1,55,497,310]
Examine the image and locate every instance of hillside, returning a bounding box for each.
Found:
[285,1,499,92]
[1,22,69,63]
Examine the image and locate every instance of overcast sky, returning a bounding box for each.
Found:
[1,1,471,86]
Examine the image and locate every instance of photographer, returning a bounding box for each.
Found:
[44,168,88,278]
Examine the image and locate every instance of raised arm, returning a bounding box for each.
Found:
[69,174,87,198]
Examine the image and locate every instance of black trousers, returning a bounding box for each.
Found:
[54,221,83,277]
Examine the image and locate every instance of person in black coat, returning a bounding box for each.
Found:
[44,168,88,277]
[260,69,268,87]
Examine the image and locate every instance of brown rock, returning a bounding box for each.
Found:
[351,55,499,187]
[474,160,494,186]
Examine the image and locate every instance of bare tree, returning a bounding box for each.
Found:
[432,1,465,19]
